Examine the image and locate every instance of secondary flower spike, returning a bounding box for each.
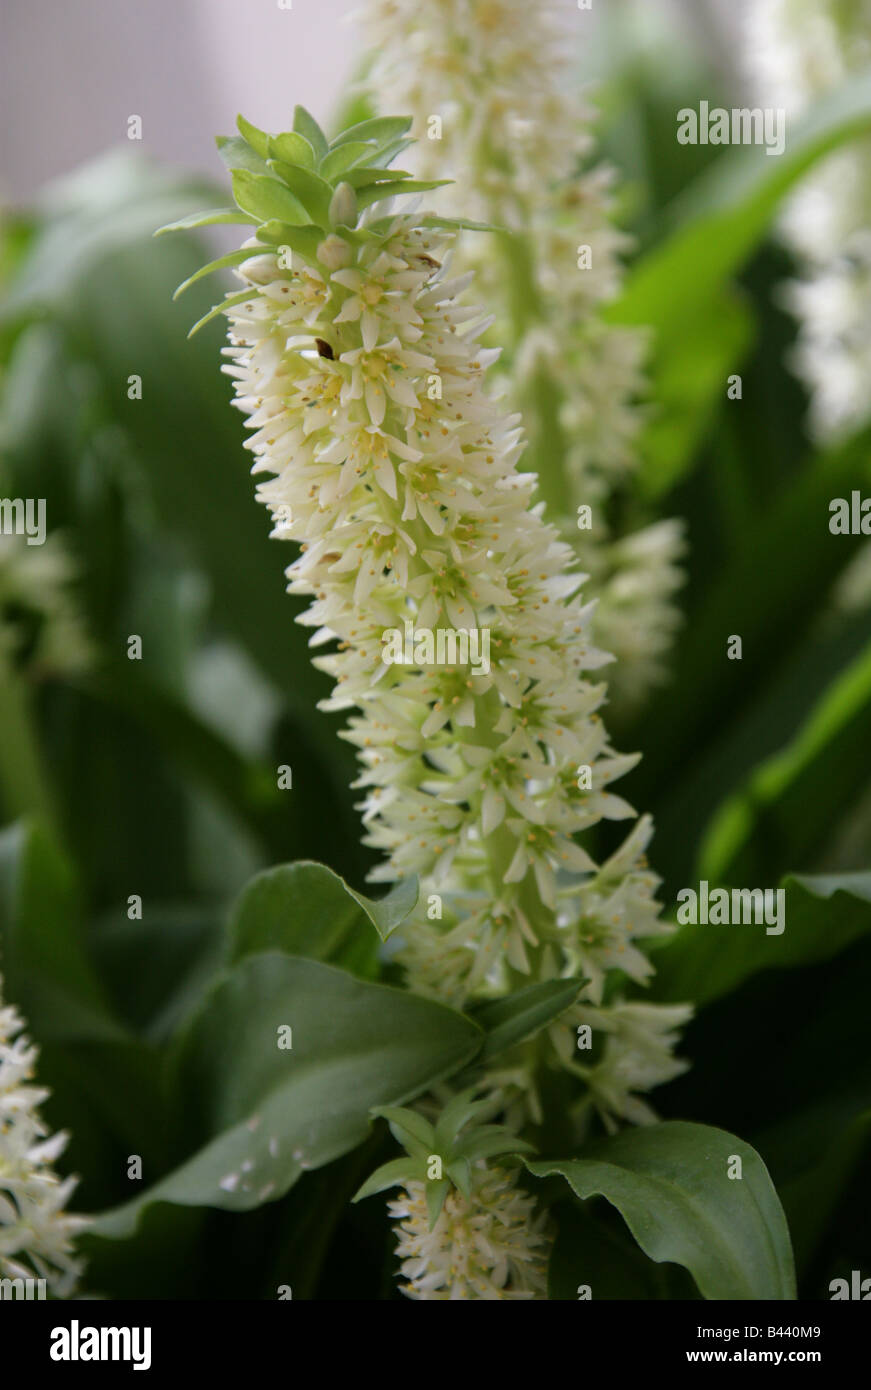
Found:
[0,974,86,1296]
[360,0,685,708]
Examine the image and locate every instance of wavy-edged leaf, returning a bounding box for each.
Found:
[528,1122,795,1300]
[652,870,871,1008]
[91,953,482,1237]
[228,859,417,972]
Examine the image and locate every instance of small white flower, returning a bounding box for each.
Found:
[390,1166,549,1300]
[0,975,87,1296]
[358,0,684,701]
[748,0,871,440]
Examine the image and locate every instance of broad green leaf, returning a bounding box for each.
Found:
[215,135,273,178]
[92,953,483,1235]
[236,114,272,160]
[229,860,418,964]
[268,130,316,169]
[293,105,329,162]
[651,871,871,1008]
[528,1122,796,1300]
[469,978,584,1063]
[230,170,310,226]
[548,1198,695,1299]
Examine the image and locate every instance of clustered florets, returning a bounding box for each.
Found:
[0,976,85,1296]
[188,101,692,1299]
[360,0,684,707]
[749,0,871,440]
[222,200,688,1135]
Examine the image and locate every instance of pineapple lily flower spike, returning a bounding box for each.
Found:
[158,106,692,1297]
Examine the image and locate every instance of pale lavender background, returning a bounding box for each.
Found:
[0,0,743,203]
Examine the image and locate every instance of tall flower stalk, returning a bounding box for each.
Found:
[748,0,871,442]
[359,0,684,709]
[168,107,690,1298]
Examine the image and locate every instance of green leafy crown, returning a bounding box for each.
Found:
[154,106,494,336]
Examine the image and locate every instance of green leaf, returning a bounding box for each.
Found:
[230,170,311,225]
[352,1156,425,1203]
[0,822,171,1164]
[698,641,871,884]
[777,1110,871,1274]
[651,871,871,1008]
[432,1088,492,1150]
[426,1179,450,1228]
[229,860,418,968]
[215,135,273,178]
[454,1126,535,1163]
[372,1105,435,1157]
[254,222,324,261]
[330,116,413,151]
[187,289,256,339]
[363,137,415,170]
[171,247,259,300]
[293,105,329,162]
[528,1122,796,1300]
[235,114,272,160]
[610,66,871,498]
[470,977,584,1062]
[356,179,450,211]
[319,142,377,181]
[258,165,333,228]
[341,166,413,190]
[154,207,257,236]
[0,820,109,1023]
[420,214,501,233]
[268,130,316,169]
[92,953,482,1236]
